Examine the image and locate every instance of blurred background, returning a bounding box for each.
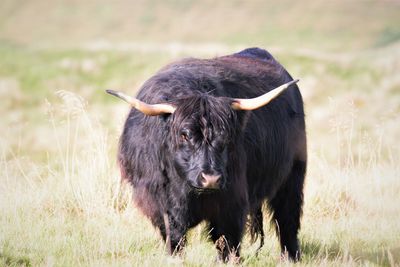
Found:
[1,1,399,266]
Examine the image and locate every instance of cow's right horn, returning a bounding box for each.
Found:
[106,90,176,116]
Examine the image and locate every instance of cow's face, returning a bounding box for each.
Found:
[169,95,238,191]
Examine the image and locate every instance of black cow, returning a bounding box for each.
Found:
[107,48,307,262]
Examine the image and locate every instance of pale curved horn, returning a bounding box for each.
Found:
[106,90,176,115]
[231,79,299,111]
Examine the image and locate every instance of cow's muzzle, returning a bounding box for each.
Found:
[199,172,221,190]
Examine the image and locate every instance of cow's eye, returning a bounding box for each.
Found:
[180,131,191,142]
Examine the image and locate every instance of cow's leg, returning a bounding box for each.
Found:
[159,213,187,255]
[254,207,265,253]
[269,160,306,261]
[208,211,246,263]
[209,223,242,263]
[134,189,187,254]
[248,203,265,253]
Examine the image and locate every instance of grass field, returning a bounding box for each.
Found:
[1,1,400,266]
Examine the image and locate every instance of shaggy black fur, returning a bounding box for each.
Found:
[117,47,307,261]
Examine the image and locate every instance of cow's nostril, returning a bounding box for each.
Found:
[200,175,208,185]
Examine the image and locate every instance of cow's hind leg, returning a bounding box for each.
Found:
[255,207,265,252]
[269,160,306,261]
[249,205,265,253]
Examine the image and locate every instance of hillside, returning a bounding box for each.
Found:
[1,0,399,51]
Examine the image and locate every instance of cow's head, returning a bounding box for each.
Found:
[107,79,298,191]
[167,94,236,191]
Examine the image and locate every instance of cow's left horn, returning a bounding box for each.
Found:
[231,79,299,111]
[106,90,176,115]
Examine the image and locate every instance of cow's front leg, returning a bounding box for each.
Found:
[208,211,246,263]
[160,212,187,255]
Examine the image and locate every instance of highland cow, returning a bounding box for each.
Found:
[107,48,307,261]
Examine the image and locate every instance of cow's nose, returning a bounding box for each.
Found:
[200,173,221,189]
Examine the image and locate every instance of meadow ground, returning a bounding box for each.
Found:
[1,1,400,266]
[1,42,399,266]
